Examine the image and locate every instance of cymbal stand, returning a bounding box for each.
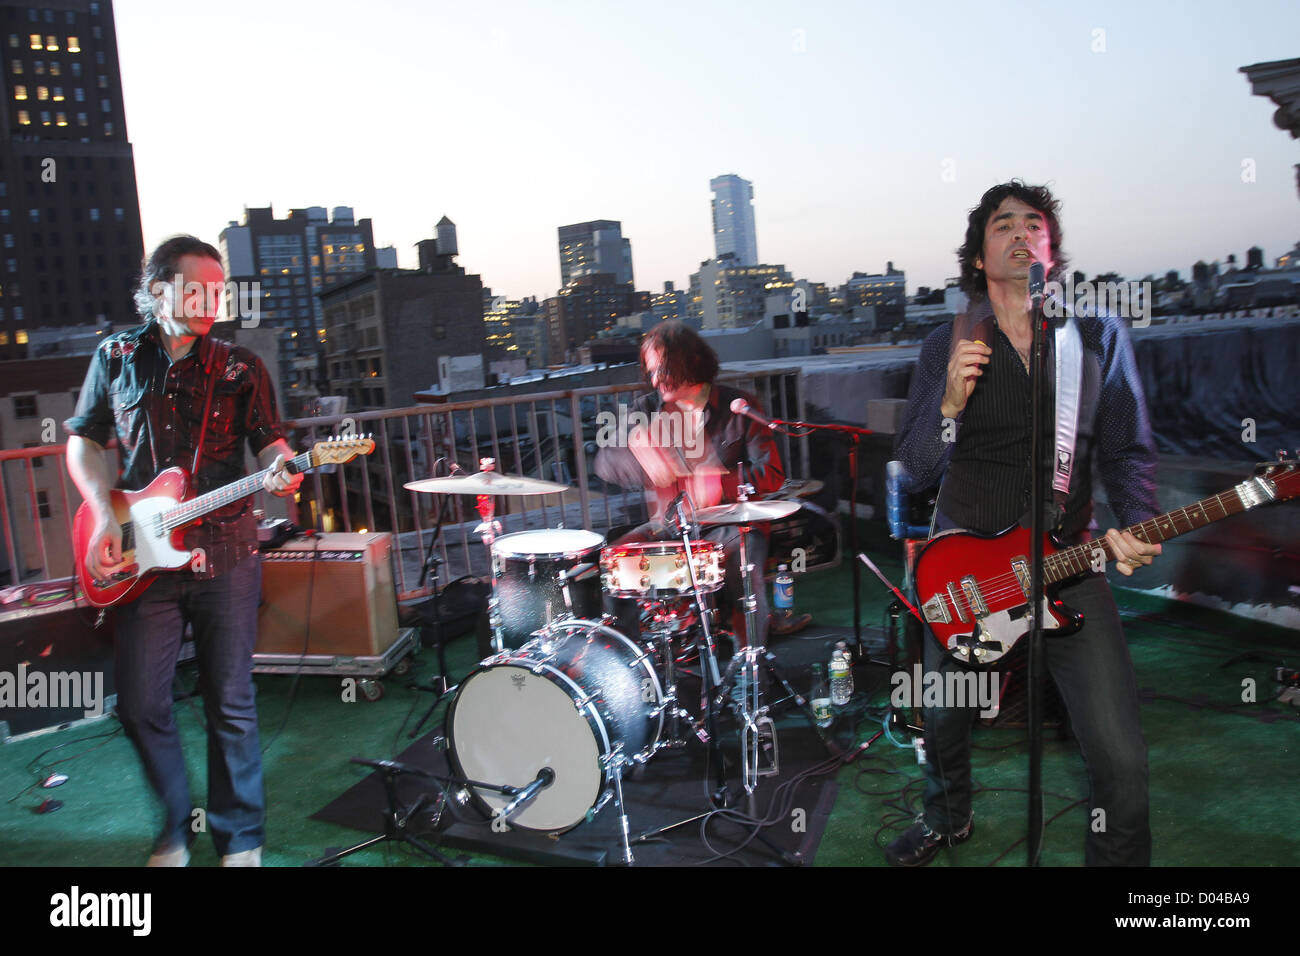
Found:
[470,458,507,652]
[666,493,732,801]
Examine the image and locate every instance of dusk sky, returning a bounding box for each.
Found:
[116,0,1299,301]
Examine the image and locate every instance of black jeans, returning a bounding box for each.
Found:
[920,572,1152,866]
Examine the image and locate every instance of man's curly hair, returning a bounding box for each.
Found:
[640,320,719,389]
[956,181,1068,298]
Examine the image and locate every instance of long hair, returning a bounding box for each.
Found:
[133,235,222,322]
[640,320,719,389]
[956,181,1068,298]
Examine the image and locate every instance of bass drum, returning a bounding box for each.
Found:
[447,619,662,832]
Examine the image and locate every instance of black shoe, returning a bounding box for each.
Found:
[884,816,973,867]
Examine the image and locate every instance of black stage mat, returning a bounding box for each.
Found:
[310,625,886,866]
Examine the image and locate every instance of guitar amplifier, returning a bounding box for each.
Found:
[256,533,400,657]
[0,578,117,742]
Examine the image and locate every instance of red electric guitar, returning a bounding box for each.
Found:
[914,458,1300,665]
[73,437,375,608]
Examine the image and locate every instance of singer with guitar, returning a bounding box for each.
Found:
[886,182,1161,867]
[64,236,302,867]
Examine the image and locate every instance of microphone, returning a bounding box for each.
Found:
[1028,261,1046,310]
[730,397,776,430]
[499,767,555,820]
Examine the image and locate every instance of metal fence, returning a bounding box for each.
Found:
[1,368,809,600]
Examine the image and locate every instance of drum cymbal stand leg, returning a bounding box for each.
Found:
[606,744,635,865]
[669,497,730,801]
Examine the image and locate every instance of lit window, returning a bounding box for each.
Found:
[49,60,59,75]
[46,36,59,51]
[11,61,21,75]
[40,111,50,125]
[36,86,48,100]
[16,329,29,344]
[56,112,66,126]
[52,87,63,101]
[33,60,44,74]
[67,36,80,52]
[14,85,26,100]
[29,34,42,50]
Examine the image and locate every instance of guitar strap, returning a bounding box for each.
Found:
[191,337,232,478]
[928,304,1084,537]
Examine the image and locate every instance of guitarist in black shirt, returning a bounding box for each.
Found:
[887,182,1161,866]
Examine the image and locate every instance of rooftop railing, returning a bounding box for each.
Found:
[0,368,809,600]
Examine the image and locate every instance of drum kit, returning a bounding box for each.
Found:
[400,458,812,864]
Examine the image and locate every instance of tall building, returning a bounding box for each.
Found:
[843,262,906,309]
[543,272,648,362]
[219,204,377,416]
[710,173,758,267]
[319,227,485,412]
[0,0,144,361]
[558,219,633,287]
[689,254,792,329]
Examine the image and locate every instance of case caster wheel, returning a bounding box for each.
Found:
[392,656,412,677]
[359,679,385,702]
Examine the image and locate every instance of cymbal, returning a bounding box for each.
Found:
[404,470,569,496]
[694,499,802,525]
[778,478,825,499]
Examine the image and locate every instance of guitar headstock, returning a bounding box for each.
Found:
[309,435,376,468]
[1255,452,1300,502]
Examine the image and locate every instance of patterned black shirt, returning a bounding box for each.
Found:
[894,297,1159,543]
[64,322,287,576]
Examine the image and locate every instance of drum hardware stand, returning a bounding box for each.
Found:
[666,492,732,803]
[307,757,461,867]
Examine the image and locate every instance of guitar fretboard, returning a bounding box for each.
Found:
[1044,479,1263,583]
[160,452,313,532]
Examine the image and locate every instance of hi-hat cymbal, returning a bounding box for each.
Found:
[404,470,569,496]
[694,499,802,525]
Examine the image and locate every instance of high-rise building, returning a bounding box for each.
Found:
[0,0,144,361]
[710,174,758,267]
[557,219,633,287]
[220,205,377,416]
[543,272,648,363]
[689,254,792,329]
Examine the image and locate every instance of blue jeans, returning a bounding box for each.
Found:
[114,553,265,856]
[919,571,1152,866]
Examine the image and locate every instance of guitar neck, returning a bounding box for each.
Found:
[1047,473,1279,584]
[160,451,313,531]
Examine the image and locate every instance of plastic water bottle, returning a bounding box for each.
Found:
[830,641,853,707]
[774,564,794,620]
[810,663,832,728]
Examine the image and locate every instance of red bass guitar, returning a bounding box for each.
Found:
[73,437,374,608]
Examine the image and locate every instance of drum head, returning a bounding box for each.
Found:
[449,662,604,831]
[492,528,605,559]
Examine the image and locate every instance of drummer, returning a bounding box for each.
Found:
[595,320,811,644]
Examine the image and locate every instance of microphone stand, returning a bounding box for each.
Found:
[1027,265,1047,866]
[758,417,874,653]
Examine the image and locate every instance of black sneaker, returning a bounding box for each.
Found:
[884,816,973,867]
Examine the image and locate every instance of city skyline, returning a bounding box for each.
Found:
[112,0,1300,303]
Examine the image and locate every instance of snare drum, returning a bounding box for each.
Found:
[447,619,662,831]
[491,529,605,648]
[600,539,726,599]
